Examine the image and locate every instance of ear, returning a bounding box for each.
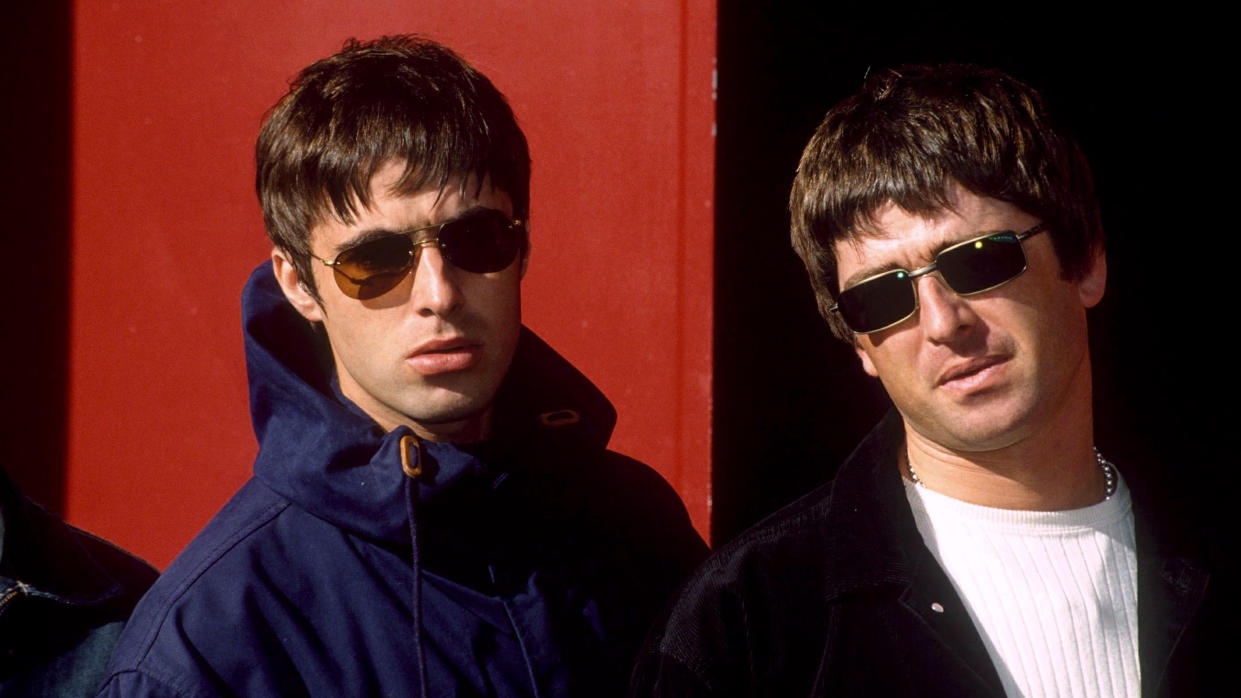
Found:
[271,248,325,323]
[1076,244,1107,309]
[854,340,880,378]
[519,240,531,279]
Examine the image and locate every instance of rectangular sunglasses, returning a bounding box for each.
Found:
[314,207,526,300]
[831,222,1047,334]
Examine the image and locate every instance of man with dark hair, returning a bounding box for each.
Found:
[631,64,1217,697]
[100,36,705,697]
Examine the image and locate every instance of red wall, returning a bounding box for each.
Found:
[66,1,715,567]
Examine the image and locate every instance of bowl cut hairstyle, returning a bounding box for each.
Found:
[789,63,1103,340]
[257,35,532,300]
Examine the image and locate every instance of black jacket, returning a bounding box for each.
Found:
[631,411,1218,697]
[0,470,157,697]
[101,263,707,697]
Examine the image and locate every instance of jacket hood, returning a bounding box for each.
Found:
[241,261,617,546]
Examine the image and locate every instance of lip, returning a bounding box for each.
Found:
[935,354,1009,392]
[406,336,483,375]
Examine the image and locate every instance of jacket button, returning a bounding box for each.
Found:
[930,602,945,613]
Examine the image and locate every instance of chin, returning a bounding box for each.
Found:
[907,397,1033,452]
[949,410,1037,451]
[402,384,498,426]
[405,393,484,421]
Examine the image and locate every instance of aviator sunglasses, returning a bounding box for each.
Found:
[313,207,526,300]
[832,222,1047,334]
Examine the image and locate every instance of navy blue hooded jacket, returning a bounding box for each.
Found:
[98,263,707,697]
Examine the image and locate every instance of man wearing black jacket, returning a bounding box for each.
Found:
[631,64,1218,697]
[0,468,156,696]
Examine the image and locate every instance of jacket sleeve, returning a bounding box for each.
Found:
[97,670,198,698]
[626,552,754,698]
[629,648,721,697]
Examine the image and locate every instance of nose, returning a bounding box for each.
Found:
[915,274,979,342]
[409,243,464,317]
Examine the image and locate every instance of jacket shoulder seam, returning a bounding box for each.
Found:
[99,666,211,698]
[702,480,837,570]
[120,495,290,671]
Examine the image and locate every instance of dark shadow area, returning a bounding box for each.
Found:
[713,3,1232,545]
[1,2,71,512]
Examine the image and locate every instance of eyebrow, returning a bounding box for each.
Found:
[330,206,501,255]
[841,260,911,290]
[333,227,410,256]
[839,229,1007,290]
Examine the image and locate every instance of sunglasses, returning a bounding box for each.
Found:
[831,223,1047,334]
[313,207,526,300]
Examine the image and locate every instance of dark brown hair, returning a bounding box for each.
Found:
[789,64,1102,339]
[256,35,531,298]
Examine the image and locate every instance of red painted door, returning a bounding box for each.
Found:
[66,0,714,566]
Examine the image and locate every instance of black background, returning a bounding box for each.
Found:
[2,2,72,511]
[712,3,1233,544]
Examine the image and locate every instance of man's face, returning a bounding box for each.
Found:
[833,187,1106,453]
[273,161,524,442]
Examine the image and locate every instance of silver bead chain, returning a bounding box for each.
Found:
[907,448,1117,500]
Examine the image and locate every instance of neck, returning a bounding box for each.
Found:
[903,375,1102,511]
[407,410,493,444]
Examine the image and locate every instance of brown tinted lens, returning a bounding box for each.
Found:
[438,209,523,273]
[332,235,414,299]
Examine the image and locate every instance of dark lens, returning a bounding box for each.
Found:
[837,270,917,333]
[333,235,415,299]
[438,209,523,274]
[937,232,1026,295]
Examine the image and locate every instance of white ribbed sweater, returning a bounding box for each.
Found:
[905,478,1139,698]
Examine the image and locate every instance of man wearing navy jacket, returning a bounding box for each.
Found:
[100,35,705,697]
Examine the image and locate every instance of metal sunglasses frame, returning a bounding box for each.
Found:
[310,210,525,292]
[831,222,1048,334]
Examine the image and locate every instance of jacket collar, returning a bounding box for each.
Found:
[816,410,1006,692]
[240,261,617,546]
[1121,448,1212,697]
[817,410,921,598]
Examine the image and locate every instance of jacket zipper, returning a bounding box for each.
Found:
[0,582,29,617]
